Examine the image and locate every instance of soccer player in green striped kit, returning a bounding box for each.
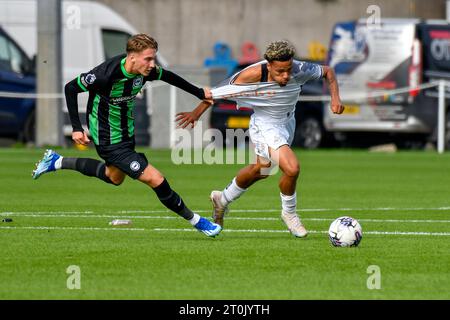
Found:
[32,34,222,237]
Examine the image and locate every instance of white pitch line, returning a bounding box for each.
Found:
[305,218,450,223]
[0,225,449,236]
[1,211,96,215]
[153,228,450,236]
[3,206,450,216]
[120,207,450,213]
[0,226,145,231]
[2,213,450,224]
[1,214,178,219]
[153,228,288,233]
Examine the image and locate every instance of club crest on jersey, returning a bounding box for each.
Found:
[130,161,141,172]
[133,76,143,88]
[85,74,96,84]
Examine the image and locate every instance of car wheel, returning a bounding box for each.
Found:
[22,110,35,143]
[294,116,323,149]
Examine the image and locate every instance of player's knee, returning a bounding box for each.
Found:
[111,180,123,186]
[109,176,125,186]
[258,172,270,179]
[106,171,125,185]
[140,175,158,186]
[139,170,164,188]
[283,164,300,178]
[254,162,271,179]
[104,166,126,185]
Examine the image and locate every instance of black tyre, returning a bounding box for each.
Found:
[294,116,324,149]
[21,109,35,143]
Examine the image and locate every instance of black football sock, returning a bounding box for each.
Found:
[152,178,194,220]
[61,158,114,184]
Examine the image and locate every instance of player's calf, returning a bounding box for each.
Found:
[32,150,117,185]
[153,178,222,237]
[62,157,117,185]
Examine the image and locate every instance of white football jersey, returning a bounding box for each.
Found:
[211,60,323,122]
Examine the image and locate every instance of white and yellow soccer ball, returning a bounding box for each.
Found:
[328,216,363,247]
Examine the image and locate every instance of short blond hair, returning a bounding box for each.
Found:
[126,34,158,53]
[264,40,296,62]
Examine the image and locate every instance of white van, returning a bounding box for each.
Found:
[324,18,450,148]
[0,0,168,144]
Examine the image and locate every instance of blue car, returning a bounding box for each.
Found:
[0,26,36,142]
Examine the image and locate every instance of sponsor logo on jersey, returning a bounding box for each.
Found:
[110,96,135,105]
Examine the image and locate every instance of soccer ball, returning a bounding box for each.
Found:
[328,216,362,247]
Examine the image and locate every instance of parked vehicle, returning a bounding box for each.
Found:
[0,26,36,142]
[324,18,450,148]
[0,0,168,145]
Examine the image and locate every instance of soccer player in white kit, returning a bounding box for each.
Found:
[176,40,344,237]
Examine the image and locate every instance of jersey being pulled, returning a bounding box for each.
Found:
[76,54,162,146]
[211,60,323,122]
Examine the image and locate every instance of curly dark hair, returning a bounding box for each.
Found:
[264,40,296,62]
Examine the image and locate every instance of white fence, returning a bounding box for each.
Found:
[297,80,450,154]
[1,80,449,152]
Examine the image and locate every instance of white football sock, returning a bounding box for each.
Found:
[189,213,201,226]
[221,177,246,206]
[280,192,297,214]
[54,156,63,170]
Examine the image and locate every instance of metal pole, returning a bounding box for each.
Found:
[36,0,63,146]
[437,80,446,154]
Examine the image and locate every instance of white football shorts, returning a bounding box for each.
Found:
[249,114,296,160]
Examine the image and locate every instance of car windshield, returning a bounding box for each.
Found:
[102,29,131,60]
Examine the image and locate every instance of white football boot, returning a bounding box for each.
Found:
[210,190,229,227]
[281,211,308,238]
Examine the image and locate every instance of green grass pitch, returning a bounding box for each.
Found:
[0,148,449,299]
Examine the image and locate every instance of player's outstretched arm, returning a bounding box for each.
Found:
[175,64,261,129]
[175,100,213,129]
[322,66,345,114]
[158,68,207,100]
[64,78,86,133]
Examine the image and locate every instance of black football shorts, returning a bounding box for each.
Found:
[95,140,148,179]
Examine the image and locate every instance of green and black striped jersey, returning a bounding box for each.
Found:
[76,54,149,145]
[67,53,205,146]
